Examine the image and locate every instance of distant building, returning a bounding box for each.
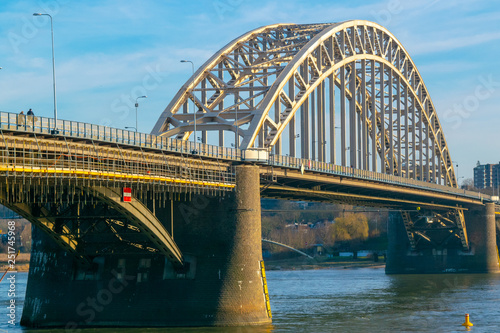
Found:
[474,162,500,189]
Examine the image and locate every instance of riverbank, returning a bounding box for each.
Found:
[0,254,386,273]
[264,256,385,270]
[0,253,30,272]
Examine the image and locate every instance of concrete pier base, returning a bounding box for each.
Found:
[21,165,271,328]
[386,203,499,274]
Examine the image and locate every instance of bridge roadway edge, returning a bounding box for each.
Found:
[20,165,271,328]
[386,203,499,274]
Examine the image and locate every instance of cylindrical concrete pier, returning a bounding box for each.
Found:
[216,165,270,325]
[21,165,271,328]
[464,202,499,273]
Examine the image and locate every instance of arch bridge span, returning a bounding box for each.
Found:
[5,20,500,329]
[153,20,457,188]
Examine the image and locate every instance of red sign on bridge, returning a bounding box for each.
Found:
[122,187,132,202]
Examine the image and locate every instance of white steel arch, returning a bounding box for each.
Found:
[152,20,457,187]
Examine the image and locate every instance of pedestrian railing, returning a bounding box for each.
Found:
[0,111,241,162]
[268,154,489,202]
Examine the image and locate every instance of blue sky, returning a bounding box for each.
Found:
[0,0,499,181]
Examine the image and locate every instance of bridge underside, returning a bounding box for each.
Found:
[386,203,499,274]
[19,165,271,328]
[0,181,184,268]
[259,166,498,274]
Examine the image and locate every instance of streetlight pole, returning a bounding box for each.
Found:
[135,96,147,132]
[33,13,58,134]
[180,60,197,153]
[235,105,238,149]
[453,161,459,187]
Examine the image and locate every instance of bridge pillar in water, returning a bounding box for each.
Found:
[21,165,271,328]
[386,203,499,274]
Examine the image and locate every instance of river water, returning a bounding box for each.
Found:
[1,268,500,332]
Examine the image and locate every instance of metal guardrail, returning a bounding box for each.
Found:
[268,155,490,203]
[0,111,242,161]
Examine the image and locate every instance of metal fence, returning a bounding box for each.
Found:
[0,111,241,161]
[268,154,489,202]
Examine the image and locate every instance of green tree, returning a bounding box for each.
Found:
[330,213,369,243]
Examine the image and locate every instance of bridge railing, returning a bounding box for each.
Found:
[0,111,242,161]
[269,154,487,202]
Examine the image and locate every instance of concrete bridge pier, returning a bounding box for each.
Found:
[21,165,271,328]
[386,203,499,274]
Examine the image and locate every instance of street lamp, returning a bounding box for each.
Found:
[235,107,239,149]
[33,13,58,134]
[452,161,460,186]
[135,96,147,132]
[180,60,197,154]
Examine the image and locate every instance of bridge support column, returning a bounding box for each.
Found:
[216,164,271,325]
[386,203,499,274]
[465,203,499,273]
[21,165,271,328]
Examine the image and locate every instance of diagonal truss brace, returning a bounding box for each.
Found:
[401,209,469,251]
[454,209,469,251]
[401,211,417,250]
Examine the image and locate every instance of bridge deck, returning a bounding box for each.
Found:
[1,111,242,163]
[262,155,491,210]
[261,165,485,210]
[0,111,494,209]
[0,112,236,196]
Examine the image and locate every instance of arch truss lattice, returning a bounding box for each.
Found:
[152,20,457,187]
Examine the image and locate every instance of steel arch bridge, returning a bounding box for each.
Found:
[152,20,457,188]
